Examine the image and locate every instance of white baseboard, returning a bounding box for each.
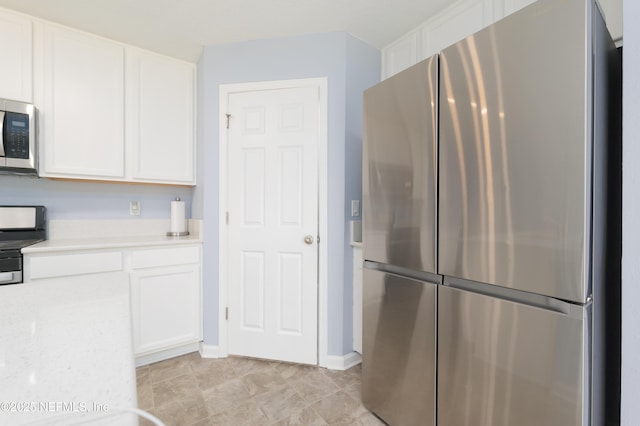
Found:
[135,342,200,367]
[326,351,362,371]
[196,344,358,369]
[199,343,223,358]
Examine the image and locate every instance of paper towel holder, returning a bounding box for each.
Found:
[167,196,190,237]
[166,231,190,237]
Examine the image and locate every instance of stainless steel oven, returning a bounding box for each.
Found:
[0,206,46,285]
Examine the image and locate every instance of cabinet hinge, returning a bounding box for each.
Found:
[225,307,229,320]
[225,114,231,129]
[226,212,229,225]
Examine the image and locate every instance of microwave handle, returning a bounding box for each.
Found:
[0,111,5,157]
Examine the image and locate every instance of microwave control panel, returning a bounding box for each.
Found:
[2,112,30,159]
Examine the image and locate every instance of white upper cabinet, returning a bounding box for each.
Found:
[383,0,623,80]
[40,24,125,178]
[31,19,196,185]
[503,0,537,16]
[127,49,195,185]
[382,0,491,79]
[419,0,487,60]
[383,33,418,79]
[599,0,623,43]
[0,9,32,102]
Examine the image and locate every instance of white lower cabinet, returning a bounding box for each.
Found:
[130,264,201,356]
[24,243,202,365]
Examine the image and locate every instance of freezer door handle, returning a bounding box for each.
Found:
[364,261,442,285]
[443,276,586,318]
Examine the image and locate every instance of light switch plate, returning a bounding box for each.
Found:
[351,200,360,217]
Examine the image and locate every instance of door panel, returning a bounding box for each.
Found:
[240,251,265,330]
[438,285,589,426]
[363,56,438,274]
[362,268,436,426]
[227,86,319,365]
[438,0,590,303]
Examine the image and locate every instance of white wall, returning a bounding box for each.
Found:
[621,1,640,423]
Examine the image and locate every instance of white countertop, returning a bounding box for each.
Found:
[22,233,202,254]
[0,273,138,425]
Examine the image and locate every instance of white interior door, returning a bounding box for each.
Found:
[226,85,319,365]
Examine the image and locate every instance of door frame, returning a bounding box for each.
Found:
[218,78,329,367]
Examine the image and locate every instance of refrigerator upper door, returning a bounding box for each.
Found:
[438,285,590,426]
[438,0,592,303]
[362,268,436,426]
[363,56,438,274]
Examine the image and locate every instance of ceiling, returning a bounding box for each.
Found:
[0,0,457,63]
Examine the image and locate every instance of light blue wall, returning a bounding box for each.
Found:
[622,0,640,423]
[342,36,381,350]
[194,32,380,356]
[1,175,192,220]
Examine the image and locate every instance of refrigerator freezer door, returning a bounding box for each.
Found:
[363,56,438,274]
[438,0,591,303]
[362,268,436,426]
[438,285,589,426]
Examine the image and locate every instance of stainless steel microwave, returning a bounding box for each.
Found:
[0,98,37,176]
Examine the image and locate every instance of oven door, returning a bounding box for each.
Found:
[0,250,23,285]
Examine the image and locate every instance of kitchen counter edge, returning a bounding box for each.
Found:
[22,234,203,254]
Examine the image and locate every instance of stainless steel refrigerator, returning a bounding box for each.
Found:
[438,0,621,425]
[362,55,439,426]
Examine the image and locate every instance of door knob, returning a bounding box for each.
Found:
[304,235,314,245]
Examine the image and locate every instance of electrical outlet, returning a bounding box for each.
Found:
[130,201,141,216]
[351,200,360,217]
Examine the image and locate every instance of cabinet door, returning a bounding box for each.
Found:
[419,0,485,60]
[0,10,32,102]
[504,0,537,16]
[41,25,125,178]
[127,49,195,184]
[381,33,418,79]
[130,265,201,355]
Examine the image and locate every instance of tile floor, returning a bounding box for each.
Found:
[136,352,385,425]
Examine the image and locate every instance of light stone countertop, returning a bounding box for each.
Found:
[0,273,138,425]
[21,218,203,254]
[22,233,202,254]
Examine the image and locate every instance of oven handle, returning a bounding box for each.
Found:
[0,271,17,284]
[0,110,5,157]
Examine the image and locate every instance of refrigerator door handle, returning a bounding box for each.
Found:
[443,276,587,319]
[364,261,442,285]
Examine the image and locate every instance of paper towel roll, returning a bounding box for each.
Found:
[168,198,188,236]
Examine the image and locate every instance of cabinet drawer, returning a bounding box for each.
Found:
[28,251,123,280]
[131,246,200,269]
